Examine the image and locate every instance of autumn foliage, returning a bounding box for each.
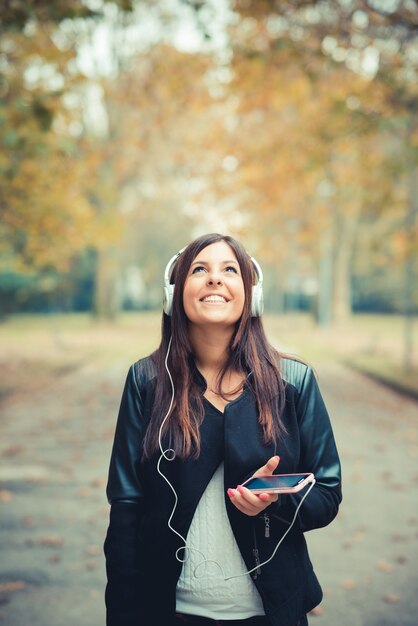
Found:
[0,0,417,319]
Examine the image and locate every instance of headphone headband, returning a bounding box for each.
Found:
[163,247,264,317]
[163,247,186,287]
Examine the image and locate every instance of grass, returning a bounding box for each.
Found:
[264,312,418,399]
[0,312,161,402]
[0,311,417,401]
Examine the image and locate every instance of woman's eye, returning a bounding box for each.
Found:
[191,266,206,274]
[225,266,238,273]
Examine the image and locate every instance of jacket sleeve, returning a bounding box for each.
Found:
[104,364,147,626]
[278,363,342,532]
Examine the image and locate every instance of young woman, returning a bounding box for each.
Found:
[104,233,342,626]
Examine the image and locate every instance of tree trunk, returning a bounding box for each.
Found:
[317,225,333,327]
[403,115,418,371]
[332,208,360,324]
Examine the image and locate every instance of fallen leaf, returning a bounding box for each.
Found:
[377,560,394,573]
[341,579,356,589]
[309,605,325,616]
[0,490,12,503]
[86,545,101,557]
[0,581,26,594]
[383,594,401,604]
[90,478,106,489]
[1,445,24,457]
[48,554,61,564]
[396,555,408,565]
[351,529,366,542]
[38,535,64,548]
[388,482,406,492]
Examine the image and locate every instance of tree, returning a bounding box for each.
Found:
[0,25,96,274]
[0,0,134,311]
[219,0,418,323]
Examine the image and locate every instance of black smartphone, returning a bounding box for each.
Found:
[242,472,315,494]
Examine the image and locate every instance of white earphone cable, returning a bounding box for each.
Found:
[157,337,208,565]
[224,478,316,580]
[157,336,315,580]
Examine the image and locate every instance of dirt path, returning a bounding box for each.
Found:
[0,358,417,626]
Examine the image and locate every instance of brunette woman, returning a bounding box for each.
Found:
[104,233,342,626]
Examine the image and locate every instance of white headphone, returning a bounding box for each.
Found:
[163,247,264,317]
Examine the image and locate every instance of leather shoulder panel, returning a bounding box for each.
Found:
[279,356,310,391]
[132,355,157,391]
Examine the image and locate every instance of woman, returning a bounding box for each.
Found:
[104,233,342,626]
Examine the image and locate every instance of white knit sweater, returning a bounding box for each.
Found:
[176,463,265,620]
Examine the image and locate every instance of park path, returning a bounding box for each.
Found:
[0,356,417,626]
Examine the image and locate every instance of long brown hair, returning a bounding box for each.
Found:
[142,233,286,460]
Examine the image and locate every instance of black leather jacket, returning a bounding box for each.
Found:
[104,356,342,626]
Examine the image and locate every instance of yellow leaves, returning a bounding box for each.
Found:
[0,141,99,272]
[1,4,414,302]
[0,15,106,275]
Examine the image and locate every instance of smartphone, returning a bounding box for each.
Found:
[242,472,315,494]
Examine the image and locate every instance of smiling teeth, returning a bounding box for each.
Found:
[202,295,227,302]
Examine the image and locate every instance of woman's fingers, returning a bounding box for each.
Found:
[227,455,281,516]
[227,485,278,516]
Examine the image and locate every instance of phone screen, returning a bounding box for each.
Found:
[245,474,310,491]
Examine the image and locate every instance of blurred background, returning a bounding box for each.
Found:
[0,1,417,625]
[1,0,417,387]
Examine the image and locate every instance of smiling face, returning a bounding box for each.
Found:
[182,240,245,330]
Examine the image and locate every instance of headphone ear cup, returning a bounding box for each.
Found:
[163,283,174,316]
[163,247,186,316]
[251,284,264,317]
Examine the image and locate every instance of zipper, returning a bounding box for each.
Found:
[252,548,261,580]
[252,528,262,580]
[263,512,270,538]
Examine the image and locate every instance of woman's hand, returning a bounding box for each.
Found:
[227,456,280,517]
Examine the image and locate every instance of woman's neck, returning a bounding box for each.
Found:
[189,325,245,410]
[189,325,233,374]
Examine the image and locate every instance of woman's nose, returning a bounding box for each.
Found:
[207,271,222,285]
